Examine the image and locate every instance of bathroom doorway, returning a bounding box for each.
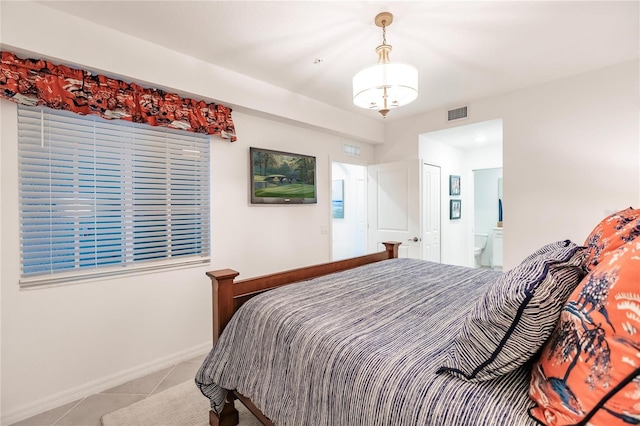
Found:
[331,162,367,260]
[418,118,503,268]
[473,168,503,269]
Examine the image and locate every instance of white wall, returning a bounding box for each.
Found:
[1,2,638,422]
[209,111,374,279]
[0,1,384,146]
[0,105,376,425]
[0,3,378,424]
[1,99,215,422]
[466,143,503,171]
[383,60,640,268]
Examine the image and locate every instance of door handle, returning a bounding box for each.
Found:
[408,237,421,242]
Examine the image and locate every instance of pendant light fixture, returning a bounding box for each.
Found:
[352,12,418,118]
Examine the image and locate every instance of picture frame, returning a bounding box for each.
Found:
[250,147,317,204]
[449,175,461,196]
[331,180,344,219]
[450,199,461,220]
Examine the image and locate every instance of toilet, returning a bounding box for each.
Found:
[474,233,489,268]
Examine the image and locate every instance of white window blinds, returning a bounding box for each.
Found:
[18,105,210,286]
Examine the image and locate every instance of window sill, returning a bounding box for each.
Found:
[19,256,211,290]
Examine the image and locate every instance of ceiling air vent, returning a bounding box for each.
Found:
[447,106,468,122]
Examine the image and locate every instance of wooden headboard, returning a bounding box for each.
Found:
[205,241,401,344]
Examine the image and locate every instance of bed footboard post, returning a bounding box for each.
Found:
[209,398,239,426]
[382,241,401,259]
[206,268,240,345]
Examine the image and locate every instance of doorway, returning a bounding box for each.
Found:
[419,118,503,267]
[473,167,503,269]
[367,160,421,259]
[333,160,423,261]
[331,162,367,260]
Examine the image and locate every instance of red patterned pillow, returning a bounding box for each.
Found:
[584,207,639,270]
[529,242,640,425]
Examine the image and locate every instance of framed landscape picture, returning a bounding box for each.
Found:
[250,147,317,204]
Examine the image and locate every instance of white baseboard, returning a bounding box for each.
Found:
[2,342,212,426]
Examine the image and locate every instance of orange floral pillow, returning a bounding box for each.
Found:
[584,207,639,270]
[529,242,640,425]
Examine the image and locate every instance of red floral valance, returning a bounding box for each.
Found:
[0,51,236,141]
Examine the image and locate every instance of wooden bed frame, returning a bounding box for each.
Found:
[204,242,401,426]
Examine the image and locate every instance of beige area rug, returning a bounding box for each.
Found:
[101,380,263,426]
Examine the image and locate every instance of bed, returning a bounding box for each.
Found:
[195,238,597,426]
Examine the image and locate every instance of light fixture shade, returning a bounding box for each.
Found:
[352,62,418,110]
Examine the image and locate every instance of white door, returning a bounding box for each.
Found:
[422,163,441,262]
[367,160,421,258]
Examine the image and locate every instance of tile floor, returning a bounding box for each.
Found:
[11,353,210,426]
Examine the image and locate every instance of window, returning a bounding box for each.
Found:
[18,105,210,286]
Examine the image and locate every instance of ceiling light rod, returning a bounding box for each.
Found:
[376,12,392,64]
[352,12,418,118]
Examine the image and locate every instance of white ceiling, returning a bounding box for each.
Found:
[38,1,639,122]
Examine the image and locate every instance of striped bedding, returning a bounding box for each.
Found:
[196,258,538,426]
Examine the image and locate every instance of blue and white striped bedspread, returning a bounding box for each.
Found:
[196,258,538,426]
